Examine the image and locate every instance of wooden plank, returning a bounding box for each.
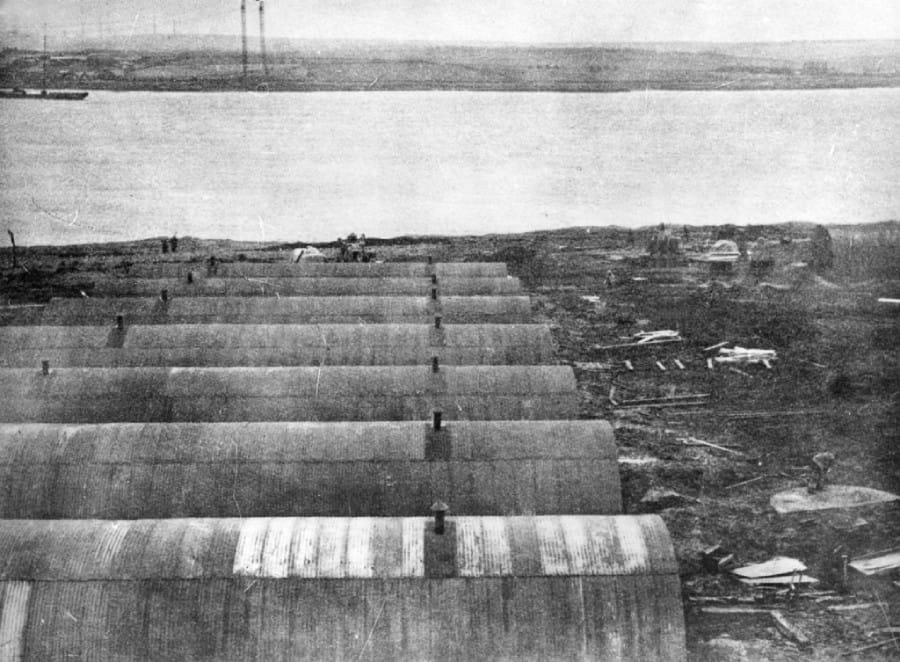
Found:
[771,610,811,646]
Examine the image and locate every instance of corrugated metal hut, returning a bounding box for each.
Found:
[128,261,509,278]
[0,366,578,422]
[36,296,534,325]
[86,276,522,296]
[0,515,685,661]
[0,324,556,367]
[0,420,619,518]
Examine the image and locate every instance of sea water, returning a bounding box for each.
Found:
[1,88,897,245]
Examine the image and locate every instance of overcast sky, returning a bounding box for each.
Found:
[2,0,898,43]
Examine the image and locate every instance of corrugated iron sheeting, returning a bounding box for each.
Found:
[37,296,533,325]
[0,421,612,463]
[87,276,522,296]
[0,518,684,659]
[10,576,684,661]
[0,457,620,518]
[0,581,30,662]
[1,395,577,423]
[0,421,619,518]
[0,367,578,423]
[0,324,556,367]
[0,516,676,580]
[127,262,509,278]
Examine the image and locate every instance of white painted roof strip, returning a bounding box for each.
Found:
[0,517,672,581]
[0,581,30,662]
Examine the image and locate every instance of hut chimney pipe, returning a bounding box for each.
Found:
[41,360,50,376]
[431,274,437,285]
[434,314,442,330]
[427,255,432,264]
[431,286,437,300]
[433,410,442,431]
[116,314,124,331]
[161,288,168,302]
[187,271,194,284]
[431,501,448,534]
[432,356,439,373]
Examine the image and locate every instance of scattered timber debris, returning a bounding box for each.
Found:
[703,341,730,352]
[634,329,681,344]
[848,547,900,577]
[701,545,735,573]
[715,346,777,368]
[697,607,811,647]
[827,602,889,612]
[841,639,900,657]
[573,362,615,370]
[609,385,709,407]
[731,557,818,587]
[770,610,812,646]
[678,436,744,455]
[593,329,683,351]
[639,488,696,512]
[770,485,900,514]
[724,475,772,490]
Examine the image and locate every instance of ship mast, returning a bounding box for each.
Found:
[241,0,249,88]
[42,25,48,91]
[258,0,269,77]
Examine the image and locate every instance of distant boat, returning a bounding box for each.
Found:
[0,87,88,100]
[0,32,88,100]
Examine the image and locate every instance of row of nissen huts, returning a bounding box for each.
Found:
[0,258,685,660]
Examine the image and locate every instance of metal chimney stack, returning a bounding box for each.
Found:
[431,502,449,535]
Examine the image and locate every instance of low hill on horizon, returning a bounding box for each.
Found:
[3,33,899,73]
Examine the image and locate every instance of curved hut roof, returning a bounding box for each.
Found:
[0,324,556,367]
[86,276,522,297]
[0,516,684,661]
[128,261,510,278]
[0,366,579,422]
[37,296,534,325]
[0,421,619,518]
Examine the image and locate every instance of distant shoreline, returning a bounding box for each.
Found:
[4,39,899,94]
[4,77,899,94]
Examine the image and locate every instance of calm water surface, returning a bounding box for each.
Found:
[1,89,898,245]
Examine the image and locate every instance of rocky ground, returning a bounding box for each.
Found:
[2,223,899,660]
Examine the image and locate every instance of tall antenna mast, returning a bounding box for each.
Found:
[240,0,248,87]
[258,0,269,77]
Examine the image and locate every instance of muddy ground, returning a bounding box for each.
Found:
[2,223,898,660]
